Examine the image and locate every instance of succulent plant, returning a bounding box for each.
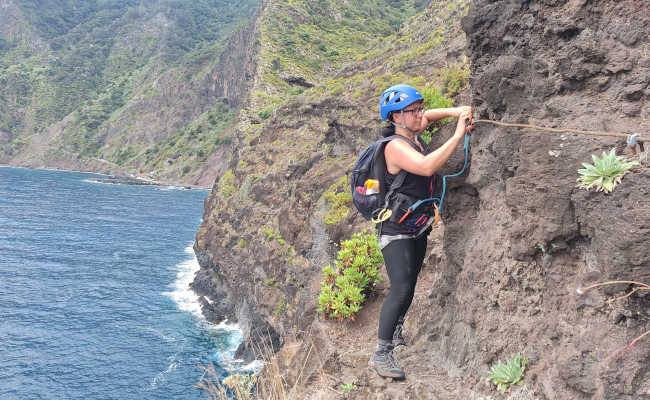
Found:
[486,353,528,395]
[577,148,639,193]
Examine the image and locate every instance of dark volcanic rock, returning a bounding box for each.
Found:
[281,74,314,88]
[87,175,159,186]
[419,0,650,398]
[191,243,238,324]
[233,313,282,361]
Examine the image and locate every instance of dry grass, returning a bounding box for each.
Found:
[196,334,328,400]
[196,362,258,400]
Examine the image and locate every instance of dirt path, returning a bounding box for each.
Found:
[290,227,536,400]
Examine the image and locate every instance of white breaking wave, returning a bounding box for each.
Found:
[83,178,112,185]
[164,244,256,371]
[163,244,205,319]
[240,359,265,372]
[155,185,190,191]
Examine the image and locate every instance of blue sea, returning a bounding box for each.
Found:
[0,167,241,399]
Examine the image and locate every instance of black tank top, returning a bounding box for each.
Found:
[380,136,436,235]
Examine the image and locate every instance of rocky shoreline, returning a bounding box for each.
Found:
[86,174,196,189]
[0,164,209,189]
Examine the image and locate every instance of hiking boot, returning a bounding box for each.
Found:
[369,340,406,380]
[393,317,407,348]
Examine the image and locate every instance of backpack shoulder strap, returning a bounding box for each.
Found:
[387,134,421,151]
[380,135,420,208]
[370,135,416,180]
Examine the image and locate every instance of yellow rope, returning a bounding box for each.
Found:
[473,119,649,143]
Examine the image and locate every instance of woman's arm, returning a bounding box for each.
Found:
[417,106,471,132]
[386,108,472,176]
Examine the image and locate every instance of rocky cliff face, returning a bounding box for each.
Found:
[192,0,455,359]
[193,0,648,398]
[439,1,649,398]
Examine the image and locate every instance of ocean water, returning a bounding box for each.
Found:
[0,167,240,400]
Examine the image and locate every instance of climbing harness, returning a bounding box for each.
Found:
[372,208,393,224]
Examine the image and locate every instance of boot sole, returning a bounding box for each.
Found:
[368,362,406,380]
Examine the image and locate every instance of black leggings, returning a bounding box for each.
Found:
[377,234,428,341]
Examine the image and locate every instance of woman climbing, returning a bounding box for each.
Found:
[369,84,473,380]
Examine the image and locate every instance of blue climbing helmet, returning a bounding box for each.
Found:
[379,84,423,121]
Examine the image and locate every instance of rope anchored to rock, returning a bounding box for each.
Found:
[473,119,648,162]
[472,119,649,143]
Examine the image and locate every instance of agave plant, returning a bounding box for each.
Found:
[486,353,528,395]
[577,148,639,193]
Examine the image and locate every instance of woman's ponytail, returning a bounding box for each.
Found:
[381,124,395,138]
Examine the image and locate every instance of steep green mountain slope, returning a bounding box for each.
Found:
[248,0,429,112]
[0,0,259,184]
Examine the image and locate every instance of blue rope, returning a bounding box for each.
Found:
[439,133,471,214]
[404,133,471,216]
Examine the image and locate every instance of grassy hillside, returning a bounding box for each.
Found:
[249,0,430,115]
[0,0,259,182]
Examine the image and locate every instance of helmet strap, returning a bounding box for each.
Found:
[390,110,419,135]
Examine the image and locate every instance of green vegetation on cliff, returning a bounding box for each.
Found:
[194,0,473,336]
[318,231,383,321]
[251,0,430,110]
[0,0,259,182]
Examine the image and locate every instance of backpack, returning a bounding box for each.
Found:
[350,135,421,221]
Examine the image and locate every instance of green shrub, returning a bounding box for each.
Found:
[437,66,470,98]
[341,382,357,393]
[262,228,276,241]
[577,148,639,193]
[486,353,528,395]
[317,231,383,321]
[422,84,454,113]
[274,300,286,317]
[323,176,352,224]
[420,84,454,144]
[112,145,138,165]
[218,170,237,199]
[258,104,276,120]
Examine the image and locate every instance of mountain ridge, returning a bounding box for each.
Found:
[0,0,260,186]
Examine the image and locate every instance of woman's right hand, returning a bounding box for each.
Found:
[454,108,473,137]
